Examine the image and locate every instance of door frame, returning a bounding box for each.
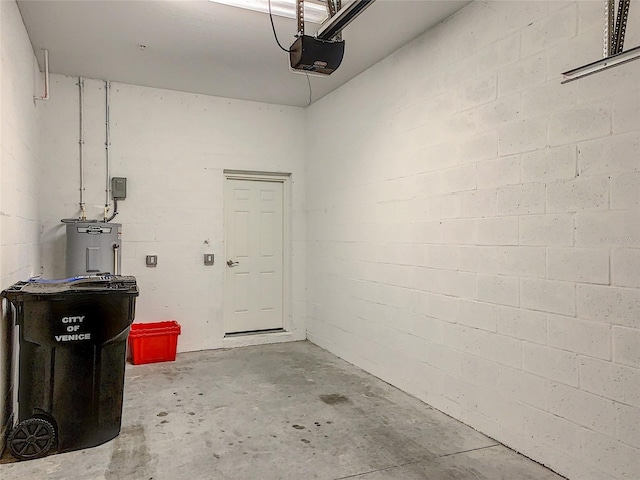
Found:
[223,170,292,336]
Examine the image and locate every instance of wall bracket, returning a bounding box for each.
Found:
[561,45,640,83]
[562,0,637,83]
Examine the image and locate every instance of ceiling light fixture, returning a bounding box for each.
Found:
[209,0,328,24]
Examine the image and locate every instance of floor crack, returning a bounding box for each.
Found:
[332,457,431,480]
[437,443,500,459]
[332,444,501,479]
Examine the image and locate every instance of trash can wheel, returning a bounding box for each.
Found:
[8,418,56,460]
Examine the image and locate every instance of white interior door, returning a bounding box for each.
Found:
[224,178,284,334]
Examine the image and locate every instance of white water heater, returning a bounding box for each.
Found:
[66,222,121,277]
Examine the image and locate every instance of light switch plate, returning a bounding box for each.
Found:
[204,254,214,266]
[146,255,157,267]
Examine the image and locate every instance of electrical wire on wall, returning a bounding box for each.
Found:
[106,198,118,222]
[306,73,312,106]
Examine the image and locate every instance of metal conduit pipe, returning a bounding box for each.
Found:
[104,81,111,221]
[79,77,86,221]
[34,49,50,101]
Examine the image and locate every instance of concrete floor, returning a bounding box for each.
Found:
[1,341,564,480]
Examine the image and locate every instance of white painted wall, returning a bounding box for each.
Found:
[4,1,640,477]
[0,0,42,454]
[305,2,640,480]
[39,76,307,352]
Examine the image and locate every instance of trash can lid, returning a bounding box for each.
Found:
[2,275,138,298]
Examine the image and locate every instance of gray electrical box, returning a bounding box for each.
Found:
[66,222,122,277]
[112,177,127,199]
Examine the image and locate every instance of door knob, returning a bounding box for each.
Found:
[226,260,239,267]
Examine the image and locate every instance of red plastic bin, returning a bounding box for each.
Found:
[129,321,181,365]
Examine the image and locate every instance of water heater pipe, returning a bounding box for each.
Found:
[113,244,120,275]
[104,81,111,221]
[79,77,86,220]
[34,49,50,101]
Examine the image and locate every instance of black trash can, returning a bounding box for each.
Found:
[1,275,138,460]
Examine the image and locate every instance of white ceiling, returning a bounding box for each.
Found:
[17,0,470,107]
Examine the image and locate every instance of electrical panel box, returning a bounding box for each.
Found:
[112,177,127,199]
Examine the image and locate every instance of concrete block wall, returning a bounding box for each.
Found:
[305,2,640,479]
[0,0,43,454]
[39,76,307,352]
